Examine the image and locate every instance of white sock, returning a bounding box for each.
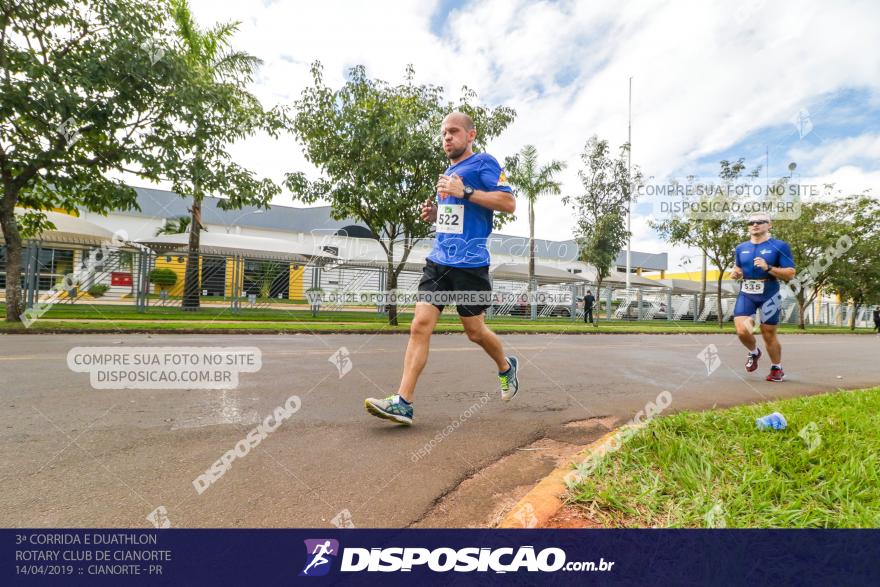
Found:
[749,348,760,356]
[771,364,782,370]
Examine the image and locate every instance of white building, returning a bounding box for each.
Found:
[75,186,667,299]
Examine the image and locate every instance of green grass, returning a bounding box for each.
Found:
[0,302,873,334]
[567,387,880,528]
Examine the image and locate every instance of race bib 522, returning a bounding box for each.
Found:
[436,204,464,234]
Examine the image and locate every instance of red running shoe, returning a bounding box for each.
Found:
[745,348,761,372]
[766,366,785,382]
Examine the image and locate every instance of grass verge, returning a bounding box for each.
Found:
[566,387,880,528]
[0,318,872,334]
[0,303,872,334]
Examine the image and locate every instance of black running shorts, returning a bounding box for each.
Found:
[417,260,493,317]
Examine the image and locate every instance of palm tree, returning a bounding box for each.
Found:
[505,145,566,318]
[154,216,192,236]
[170,0,262,310]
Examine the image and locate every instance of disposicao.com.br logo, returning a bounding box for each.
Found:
[299,540,614,575]
[300,539,339,577]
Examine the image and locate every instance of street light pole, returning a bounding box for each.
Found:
[625,76,632,291]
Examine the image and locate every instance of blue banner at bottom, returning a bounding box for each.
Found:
[4,529,879,586]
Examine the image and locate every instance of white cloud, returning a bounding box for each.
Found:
[789,132,880,176]
[128,0,879,269]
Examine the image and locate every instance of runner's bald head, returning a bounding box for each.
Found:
[441,112,477,161]
[443,111,475,131]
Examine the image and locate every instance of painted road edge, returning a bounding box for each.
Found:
[498,423,645,529]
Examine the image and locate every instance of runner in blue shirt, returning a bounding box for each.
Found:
[365,112,520,425]
[730,212,796,382]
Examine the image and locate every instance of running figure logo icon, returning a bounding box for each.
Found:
[300,539,339,577]
[328,347,352,379]
[697,344,722,375]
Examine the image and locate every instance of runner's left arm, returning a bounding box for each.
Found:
[435,172,515,213]
[768,241,796,282]
[475,155,515,212]
[467,189,516,213]
[437,155,516,213]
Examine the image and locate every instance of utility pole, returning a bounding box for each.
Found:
[625,76,632,290]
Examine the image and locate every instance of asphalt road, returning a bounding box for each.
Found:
[1,332,877,528]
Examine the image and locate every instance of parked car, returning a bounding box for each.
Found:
[618,300,668,320]
[678,311,735,322]
[494,302,572,318]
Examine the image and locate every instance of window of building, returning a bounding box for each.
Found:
[0,246,75,291]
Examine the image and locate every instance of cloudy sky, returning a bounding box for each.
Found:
[169,0,879,272]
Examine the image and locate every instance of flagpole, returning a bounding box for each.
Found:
[625,76,632,290]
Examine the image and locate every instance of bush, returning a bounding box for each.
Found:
[149,268,178,287]
[87,284,109,297]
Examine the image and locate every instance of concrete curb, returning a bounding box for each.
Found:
[1,326,870,336]
[498,424,644,529]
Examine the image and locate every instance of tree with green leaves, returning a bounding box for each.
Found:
[155,216,192,236]
[166,0,287,311]
[285,62,515,325]
[650,159,758,327]
[251,261,282,299]
[0,0,191,322]
[504,145,565,318]
[822,196,880,329]
[771,198,851,329]
[565,136,638,326]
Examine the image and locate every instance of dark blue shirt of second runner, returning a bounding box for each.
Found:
[734,238,795,280]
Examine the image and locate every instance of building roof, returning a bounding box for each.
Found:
[10,209,126,247]
[123,186,358,234]
[137,232,336,263]
[490,262,590,285]
[482,234,666,271]
[614,250,668,272]
[106,186,667,271]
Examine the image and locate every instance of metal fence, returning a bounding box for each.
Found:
[3,240,877,327]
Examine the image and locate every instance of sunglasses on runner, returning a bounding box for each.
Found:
[747,220,769,226]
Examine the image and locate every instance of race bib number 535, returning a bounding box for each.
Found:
[436,204,464,234]
[742,279,765,294]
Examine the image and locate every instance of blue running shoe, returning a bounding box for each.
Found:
[499,356,519,402]
[364,395,413,425]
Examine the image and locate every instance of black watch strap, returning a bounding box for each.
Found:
[463,186,474,200]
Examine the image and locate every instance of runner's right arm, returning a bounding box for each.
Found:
[420,198,437,222]
[729,247,743,280]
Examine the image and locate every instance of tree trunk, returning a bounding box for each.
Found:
[182,196,202,311]
[850,301,859,330]
[797,292,806,330]
[528,198,536,320]
[594,278,603,327]
[386,260,398,326]
[0,196,24,322]
[716,275,724,327]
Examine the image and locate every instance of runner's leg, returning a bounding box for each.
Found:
[397,302,441,402]
[459,313,509,372]
[760,324,781,364]
[734,316,757,351]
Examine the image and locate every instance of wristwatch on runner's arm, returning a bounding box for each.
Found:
[463,186,474,200]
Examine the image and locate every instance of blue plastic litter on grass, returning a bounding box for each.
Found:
[755,412,787,430]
